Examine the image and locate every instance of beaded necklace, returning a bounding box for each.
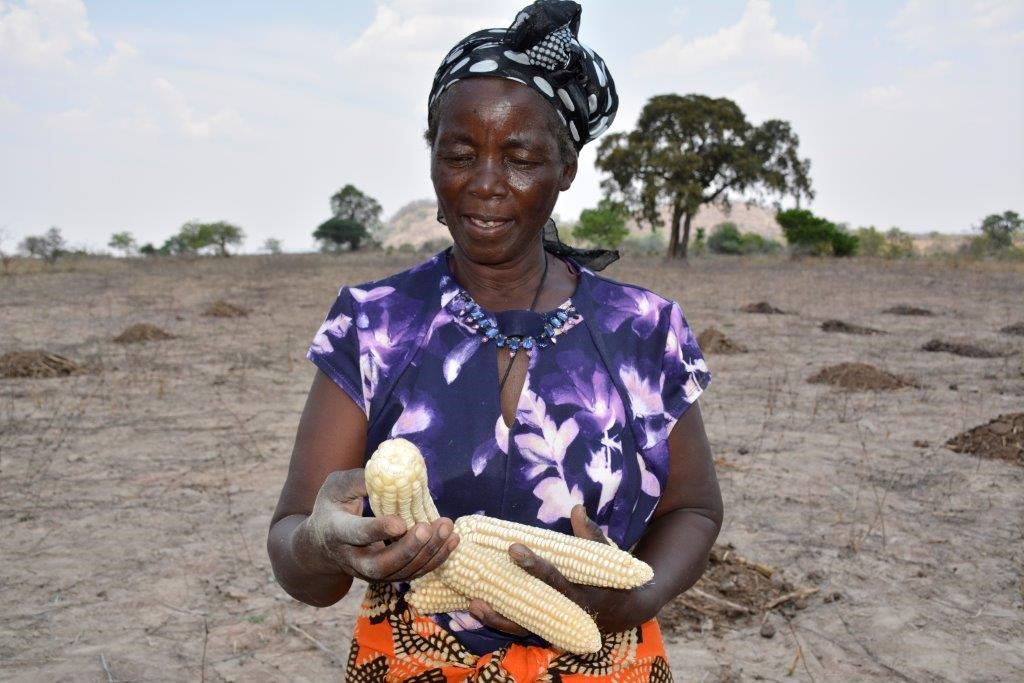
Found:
[450,253,582,391]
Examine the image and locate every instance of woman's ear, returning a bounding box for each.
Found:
[559,159,578,192]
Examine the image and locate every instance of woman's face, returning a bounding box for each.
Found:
[430,78,577,266]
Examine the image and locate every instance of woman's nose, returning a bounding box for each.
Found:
[467,157,508,198]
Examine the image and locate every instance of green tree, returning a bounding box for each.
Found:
[261,237,283,254]
[596,94,813,259]
[707,222,780,255]
[202,221,244,257]
[572,199,629,250]
[330,184,383,237]
[777,209,857,257]
[314,217,369,252]
[108,231,137,257]
[139,243,157,256]
[977,210,1022,250]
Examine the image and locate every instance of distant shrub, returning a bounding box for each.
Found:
[572,199,629,250]
[620,231,665,255]
[856,226,914,258]
[777,209,857,257]
[707,222,781,255]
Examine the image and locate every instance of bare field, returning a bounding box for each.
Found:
[1,253,1022,682]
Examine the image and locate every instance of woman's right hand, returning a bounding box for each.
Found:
[299,468,459,582]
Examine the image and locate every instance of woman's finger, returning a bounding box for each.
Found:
[508,543,574,595]
[468,599,532,637]
[383,519,457,580]
[569,504,608,543]
[330,510,406,547]
[352,522,437,580]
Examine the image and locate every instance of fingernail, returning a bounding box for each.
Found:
[509,545,528,564]
[438,524,450,540]
[414,524,430,542]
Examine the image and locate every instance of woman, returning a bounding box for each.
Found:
[268,2,722,680]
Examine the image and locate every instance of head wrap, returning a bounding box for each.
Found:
[428,0,618,151]
[429,1,621,270]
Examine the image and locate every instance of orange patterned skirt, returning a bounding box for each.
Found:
[346,583,673,682]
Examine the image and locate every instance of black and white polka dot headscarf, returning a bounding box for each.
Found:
[428,0,618,151]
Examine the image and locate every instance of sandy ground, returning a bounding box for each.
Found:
[1,252,1022,682]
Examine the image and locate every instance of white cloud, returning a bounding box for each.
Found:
[889,0,1024,50]
[334,0,522,109]
[860,84,903,107]
[152,78,255,141]
[637,0,813,75]
[0,0,96,68]
[94,39,137,76]
[0,92,17,113]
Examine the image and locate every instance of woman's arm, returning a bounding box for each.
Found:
[267,371,459,607]
[469,401,722,633]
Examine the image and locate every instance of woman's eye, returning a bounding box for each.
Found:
[508,157,539,167]
[443,155,474,165]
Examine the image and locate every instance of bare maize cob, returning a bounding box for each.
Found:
[455,515,653,589]
[408,574,472,613]
[439,542,602,654]
[364,438,439,528]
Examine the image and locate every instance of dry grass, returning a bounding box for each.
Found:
[0,350,81,378]
[113,323,176,344]
[807,362,916,391]
[1,252,1022,682]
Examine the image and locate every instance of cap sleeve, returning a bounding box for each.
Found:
[661,301,711,430]
[306,287,365,413]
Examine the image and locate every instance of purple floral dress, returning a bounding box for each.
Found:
[307,249,710,654]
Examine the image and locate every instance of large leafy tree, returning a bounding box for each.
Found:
[314,217,369,252]
[977,210,1022,250]
[596,94,814,259]
[330,184,383,237]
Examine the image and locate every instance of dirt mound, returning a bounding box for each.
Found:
[203,300,250,318]
[921,339,1009,359]
[658,545,817,635]
[883,305,934,316]
[808,362,915,391]
[1000,322,1024,336]
[0,350,81,378]
[113,323,175,344]
[697,327,747,354]
[741,301,785,314]
[820,319,884,335]
[946,413,1023,466]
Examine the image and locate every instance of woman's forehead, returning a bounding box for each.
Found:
[436,78,557,144]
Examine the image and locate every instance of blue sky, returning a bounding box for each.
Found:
[1,0,1022,252]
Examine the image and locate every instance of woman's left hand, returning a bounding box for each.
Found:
[467,505,652,636]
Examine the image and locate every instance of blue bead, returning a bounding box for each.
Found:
[522,337,534,350]
[556,310,569,322]
[544,324,555,337]
[485,327,499,338]
[550,317,564,329]
[471,310,485,321]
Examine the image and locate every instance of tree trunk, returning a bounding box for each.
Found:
[667,204,691,260]
[680,211,693,260]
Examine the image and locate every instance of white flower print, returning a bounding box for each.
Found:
[585,441,622,514]
[515,414,579,480]
[619,365,665,418]
[534,476,584,524]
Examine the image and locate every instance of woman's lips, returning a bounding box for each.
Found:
[463,214,513,233]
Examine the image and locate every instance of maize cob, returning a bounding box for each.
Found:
[364,438,439,528]
[408,574,472,613]
[363,438,655,654]
[455,515,653,589]
[439,542,602,654]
